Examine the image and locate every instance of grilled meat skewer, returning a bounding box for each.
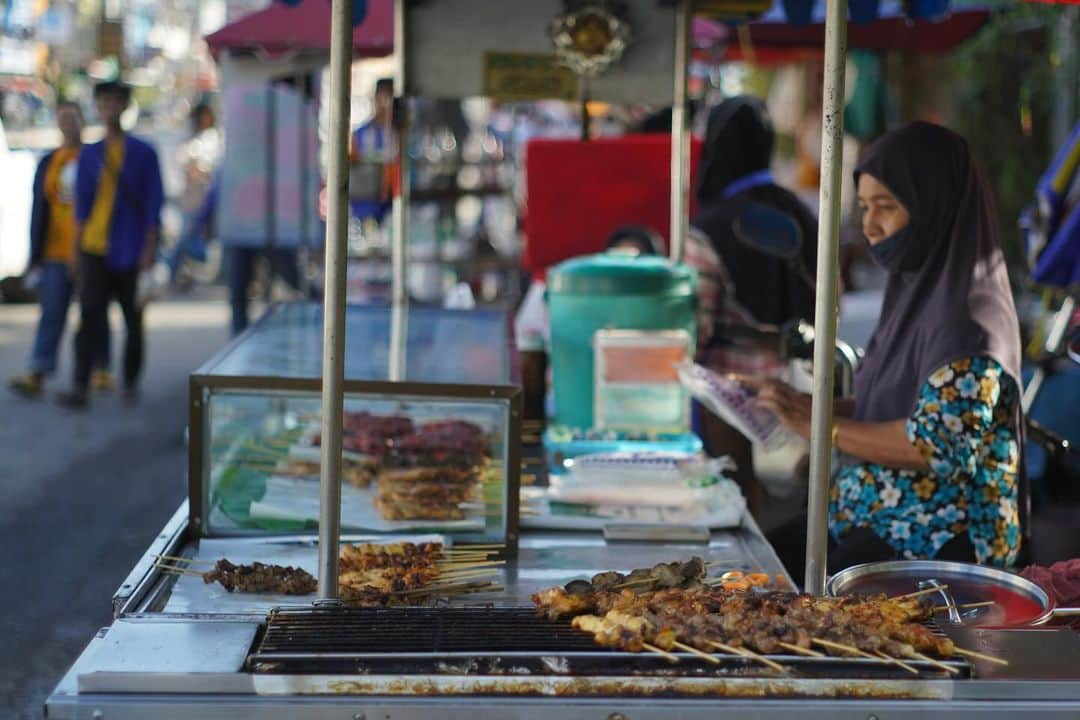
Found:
[202,559,317,594]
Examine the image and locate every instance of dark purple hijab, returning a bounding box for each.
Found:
[852,122,1022,422]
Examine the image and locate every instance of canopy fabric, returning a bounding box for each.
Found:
[236,0,987,61]
[696,3,992,59]
[206,0,392,57]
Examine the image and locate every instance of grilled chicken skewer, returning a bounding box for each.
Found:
[537,585,970,666]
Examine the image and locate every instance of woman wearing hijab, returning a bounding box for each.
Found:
[758,122,1023,573]
[685,96,818,515]
[688,95,817,333]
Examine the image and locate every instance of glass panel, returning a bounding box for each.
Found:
[204,302,510,384]
[204,386,511,542]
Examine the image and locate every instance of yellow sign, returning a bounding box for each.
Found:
[483,52,579,102]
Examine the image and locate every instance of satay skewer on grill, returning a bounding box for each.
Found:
[157,559,318,594]
[953,647,1010,666]
[911,651,961,675]
[874,650,920,675]
[777,641,824,657]
[704,640,789,673]
[535,585,981,671]
[671,641,723,665]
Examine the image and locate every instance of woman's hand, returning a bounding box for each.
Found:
[746,377,813,440]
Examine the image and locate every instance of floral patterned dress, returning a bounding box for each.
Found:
[829,356,1021,567]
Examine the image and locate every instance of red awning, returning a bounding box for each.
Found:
[699,7,992,63]
[205,0,393,58]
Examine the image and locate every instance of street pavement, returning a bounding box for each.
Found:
[0,292,230,719]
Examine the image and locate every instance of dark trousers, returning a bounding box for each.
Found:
[74,253,142,390]
[30,262,109,375]
[767,512,978,587]
[226,247,302,336]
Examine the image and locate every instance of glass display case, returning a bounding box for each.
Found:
[188,302,520,550]
[202,302,511,384]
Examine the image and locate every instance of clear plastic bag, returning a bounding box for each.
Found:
[676,360,794,451]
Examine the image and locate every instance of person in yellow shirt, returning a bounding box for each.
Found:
[9,102,112,399]
[56,81,163,408]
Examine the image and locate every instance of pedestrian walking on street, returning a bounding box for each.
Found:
[56,81,164,409]
[164,101,221,284]
[8,101,114,399]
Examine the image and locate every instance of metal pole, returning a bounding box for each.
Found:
[389,0,410,381]
[669,0,691,263]
[1022,295,1076,415]
[804,0,848,595]
[316,0,354,601]
[1051,6,1078,152]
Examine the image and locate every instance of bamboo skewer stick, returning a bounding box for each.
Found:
[777,641,824,657]
[445,584,505,598]
[434,560,506,570]
[672,640,722,665]
[895,585,950,600]
[953,647,1009,666]
[910,651,960,675]
[874,650,920,676]
[642,642,680,663]
[437,570,501,582]
[155,564,203,577]
[436,563,503,573]
[705,640,787,673]
[812,638,879,660]
[395,580,500,597]
[154,554,212,565]
[933,601,995,612]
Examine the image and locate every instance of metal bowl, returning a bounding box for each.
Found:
[826,560,1055,627]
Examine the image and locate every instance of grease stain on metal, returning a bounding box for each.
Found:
[317,676,950,700]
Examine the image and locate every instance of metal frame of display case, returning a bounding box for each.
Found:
[187,374,522,553]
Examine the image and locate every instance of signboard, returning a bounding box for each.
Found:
[695,0,772,21]
[218,81,322,248]
[407,0,675,105]
[482,52,578,102]
[98,20,124,58]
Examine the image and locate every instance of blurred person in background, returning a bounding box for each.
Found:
[685,96,819,516]
[349,77,395,227]
[56,81,164,409]
[8,102,112,399]
[164,101,222,284]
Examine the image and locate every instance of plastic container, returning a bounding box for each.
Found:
[546,254,696,429]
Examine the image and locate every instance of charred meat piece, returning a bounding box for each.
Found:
[202,559,317,595]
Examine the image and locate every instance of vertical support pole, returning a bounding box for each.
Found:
[804,0,848,596]
[669,0,691,263]
[316,0,354,601]
[389,0,410,381]
[1052,6,1078,152]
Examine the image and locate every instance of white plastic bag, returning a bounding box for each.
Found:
[548,450,737,508]
[136,261,169,308]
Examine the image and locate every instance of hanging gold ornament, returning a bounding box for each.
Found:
[550,4,632,77]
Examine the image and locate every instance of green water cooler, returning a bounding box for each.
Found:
[546,254,698,433]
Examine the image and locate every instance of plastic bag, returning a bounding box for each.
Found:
[136,261,170,308]
[676,360,794,450]
[548,450,737,508]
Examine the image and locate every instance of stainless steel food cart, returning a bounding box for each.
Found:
[44,300,1080,719]
[45,0,1080,717]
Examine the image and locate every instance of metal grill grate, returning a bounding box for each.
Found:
[246,606,971,680]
